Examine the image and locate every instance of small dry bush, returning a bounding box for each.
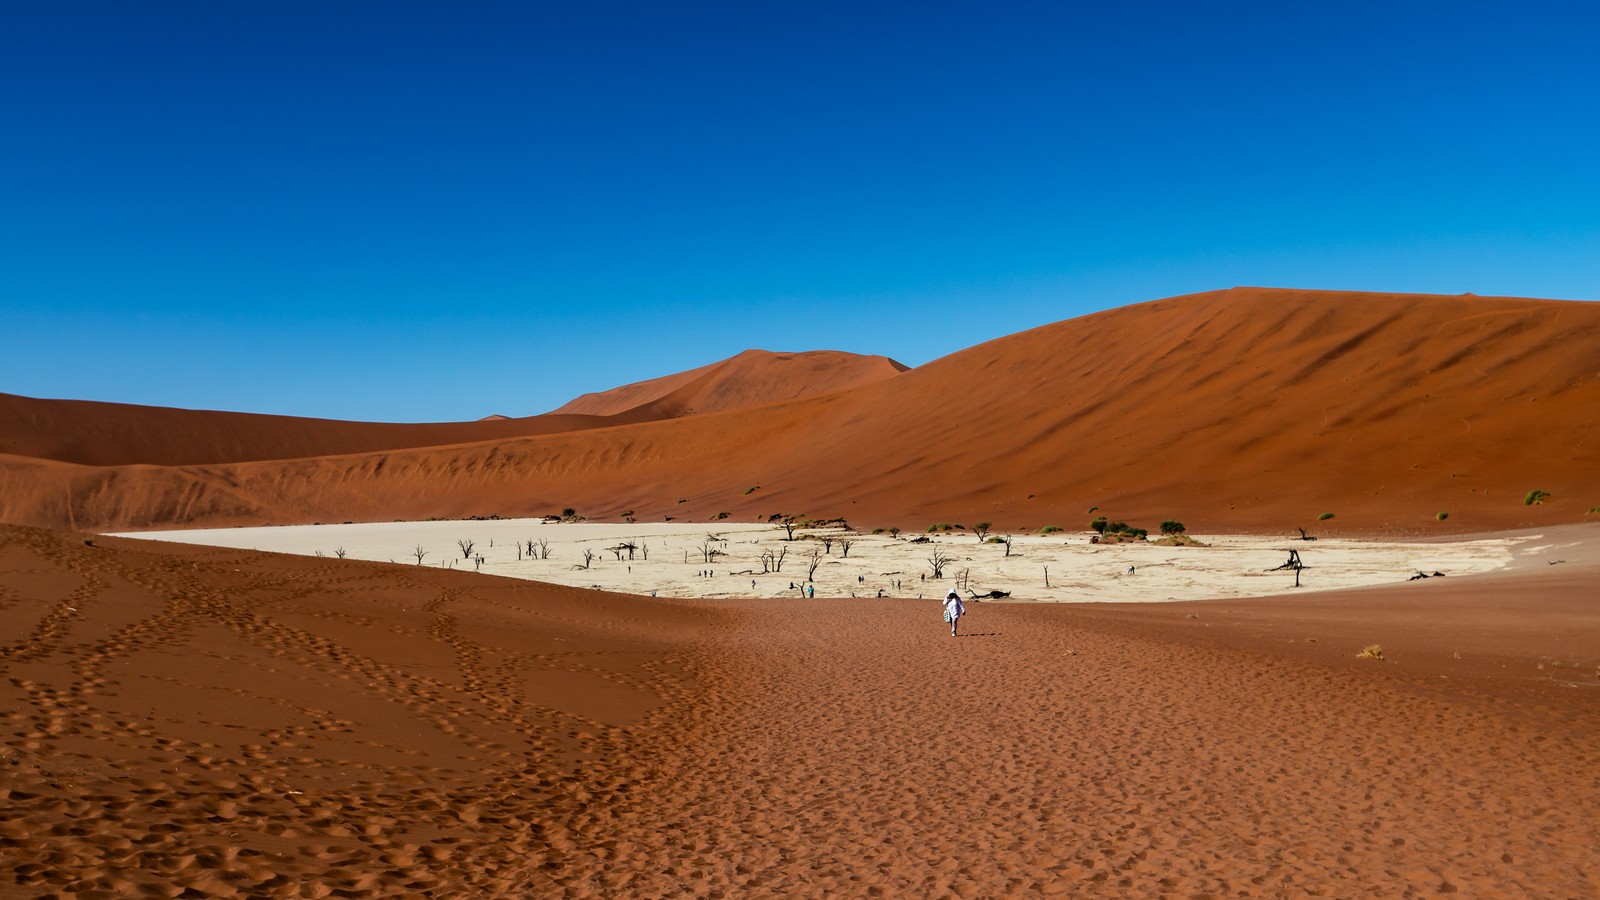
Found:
[1356,644,1385,660]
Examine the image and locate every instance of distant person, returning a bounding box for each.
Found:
[807,583,815,599]
[943,590,966,636]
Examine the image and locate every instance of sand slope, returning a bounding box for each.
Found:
[547,348,908,418]
[4,523,1597,896]
[0,349,902,468]
[2,288,1597,533]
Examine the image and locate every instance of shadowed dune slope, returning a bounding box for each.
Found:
[2,287,1597,533]
[4,522,1597,895]
[546,348,909,417]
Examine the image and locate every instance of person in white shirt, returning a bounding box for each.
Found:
[942,590,966,637]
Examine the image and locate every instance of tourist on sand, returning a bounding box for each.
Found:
[943,590,966,636]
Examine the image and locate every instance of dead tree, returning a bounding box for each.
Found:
[573,549,597,570]
[1267,549,1308,587]
[974,522,991,543]
[806,549,822,581]
[760,545,788,573]
[538,539,552,560]
[779,516,799,541]
[839,539,855,558]
[458,539,475,559]
[700,538,726,564]
[822,537,834,554]
[413,545,427,565]
[1001,535,1014,557]
[928,549,952,579]
[335,547,347,559]
[1296,527,1318,541]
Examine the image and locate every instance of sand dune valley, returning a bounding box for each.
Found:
[4,287,1600,897]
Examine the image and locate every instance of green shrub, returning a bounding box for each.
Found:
[1159,520,1186,535]
[1524,489,1551,506]
[872,527,885,534]
[561,507,576,518]
[1039,525,1063,534]
[1317,512,1335,521]
[744,485,760,495]
[1436,511,1449,521]
[1090,516,1108,534]
[1086,506,1098,513]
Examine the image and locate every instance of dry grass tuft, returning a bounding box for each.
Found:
[1356,644,1385,661]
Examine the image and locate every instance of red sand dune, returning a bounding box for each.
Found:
[0,349,900,469]
[2,287,1594,535]
[548,348,909,418]
[3,522,1597,895]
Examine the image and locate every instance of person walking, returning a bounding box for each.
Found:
[943,590,966,636]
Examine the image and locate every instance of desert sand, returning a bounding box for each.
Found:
[118,519,1531,604]
[3,522,1598,896]
[4,287,1599,896]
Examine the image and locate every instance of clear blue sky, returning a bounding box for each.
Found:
[4,1,1597,422]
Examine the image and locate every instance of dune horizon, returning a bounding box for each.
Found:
[0,287,1595,538]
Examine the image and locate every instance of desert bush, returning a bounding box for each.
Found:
[985,536,1007,543]
[1039,525,1063,534]
[745,486,760,495]
[872,527,885,534]
[1356,644,1385,660]
[1317,512,1335,521]
[1159,520,1186,535]
[561,507,576,518]
[1090,516,1108,534]
[1436,511,1449,521]
[1524,490,1551,506]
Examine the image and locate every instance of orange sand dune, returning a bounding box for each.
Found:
[4,523,1597,895]
[0,393,621,467]
[549,348,908,418]
[0,349,900,469]
[2,287,1597,534]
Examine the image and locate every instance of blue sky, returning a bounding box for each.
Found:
[3,1,1597,422]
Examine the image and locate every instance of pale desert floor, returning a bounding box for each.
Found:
[116,520,1537,603]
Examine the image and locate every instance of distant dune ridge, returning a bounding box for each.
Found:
[0,349,902,468]
[547,348,909,418]
[1,287,1596,533]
